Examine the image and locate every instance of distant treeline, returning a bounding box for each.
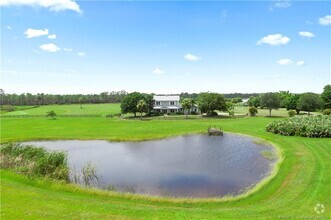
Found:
[0,90,128,106]
[0,89,263,106]
[180,93,260,100]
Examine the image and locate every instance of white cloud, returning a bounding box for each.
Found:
[269,0,291,10]
[319,15,331,26]
[78,52,86,56]
[184,53,201,61]
[63,48,73,52]
[299,31,315,38]
[152,68,164,75]
[5,25,13,30]
[40,43,60,52]
[296,61,305,66]
[0,0,81,13]
[257,34,290,46]
[277,59,293,65]
[48,34,57,39]
[24,28,49,38]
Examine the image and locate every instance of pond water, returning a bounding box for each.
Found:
[25,133,277,198]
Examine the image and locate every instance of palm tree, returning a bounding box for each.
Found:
[181,98,193,119]
[136,99,147,120]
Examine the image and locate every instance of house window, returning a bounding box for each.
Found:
[170,101,175,105]
[155,101,160,105]
[170,109,175,113]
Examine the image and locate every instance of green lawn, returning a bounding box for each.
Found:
[0,103,121,116]
[1,117,330,219]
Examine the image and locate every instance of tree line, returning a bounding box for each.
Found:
[120,84,331,117]
[247,85,331,116]
[0,89,128,106]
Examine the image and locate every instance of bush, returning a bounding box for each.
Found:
[288,110,296,117]
[248,106,258,116]
[2,105,15,112]
[323,109,331,115]
[266,115,331,138]
[0,143,69,181]
[190,111,198,115]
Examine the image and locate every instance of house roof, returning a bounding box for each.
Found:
[154,95,180,101]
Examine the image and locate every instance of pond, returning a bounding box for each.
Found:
[25,133,277,198]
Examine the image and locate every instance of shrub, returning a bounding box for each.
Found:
[248,106,258,116]
[2,105,15,112]
[288,110,296,117]
[323,109,331,115]
[0,143,69,181]
[190,111,198,115]
[266,115,331,138]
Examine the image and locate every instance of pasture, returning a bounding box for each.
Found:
[0,103,121,116]
[1,114,330,219]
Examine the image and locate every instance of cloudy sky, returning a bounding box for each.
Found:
[1,0,330,94]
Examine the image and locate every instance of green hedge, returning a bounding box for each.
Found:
[266,115,331,138]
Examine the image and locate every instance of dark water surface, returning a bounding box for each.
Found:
[25,133,277,198]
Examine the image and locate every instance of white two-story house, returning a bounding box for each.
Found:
[153,95,199,114]
[153,95,181,114]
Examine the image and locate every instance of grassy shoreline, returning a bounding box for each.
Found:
[1,117,330,219]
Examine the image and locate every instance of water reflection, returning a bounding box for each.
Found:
[25,133,276,198]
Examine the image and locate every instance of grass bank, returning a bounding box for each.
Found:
[1,117,330,219]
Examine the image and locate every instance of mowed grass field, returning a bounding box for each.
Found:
[1,115,330,219]
[0,103,121,116]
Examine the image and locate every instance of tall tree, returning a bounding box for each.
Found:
[120,92,145,117]
[181,98,193,119]
[321,84,331,109]
[260,92,280,116]
[285,94,301,114]
[197,92,227,115]
[297,93,322,116]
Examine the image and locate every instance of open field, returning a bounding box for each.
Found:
[0,103,121,116]
[1,104,320,118]
[1,116,330,219]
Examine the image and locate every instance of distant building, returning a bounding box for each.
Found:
[153,95,199,114]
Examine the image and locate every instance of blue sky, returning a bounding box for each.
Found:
[1,0,330,94]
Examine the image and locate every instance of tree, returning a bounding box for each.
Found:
[197,92,227,115]
[278,91,292,108]
[226,102,235,116]
[0,89,4,107]
[248,106,258,116]
[248,96,261,108]
[120,92,145,117]
[143,94,154,115]
[285,94,301,114]
[181,98,193,119]
[260,93,280,116]
[136,99,148,119]
[321,84,331,109]
[78,96,85,109]
[46,110,57,120]
[297,93,322,116]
